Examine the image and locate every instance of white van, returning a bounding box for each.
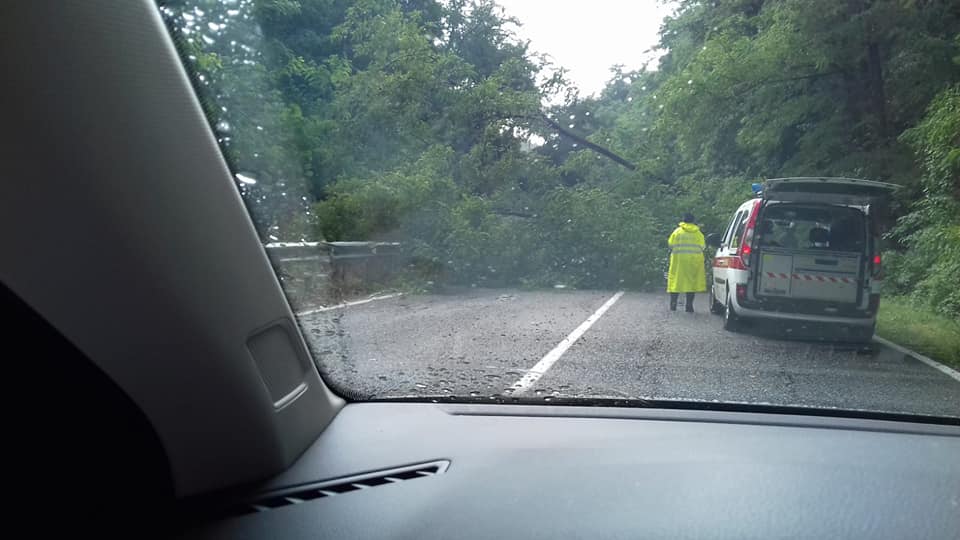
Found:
[706,177,897,342]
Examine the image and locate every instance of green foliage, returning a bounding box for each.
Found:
[536,188,662,289]
[877,297,960,368]
[887,84,960,317]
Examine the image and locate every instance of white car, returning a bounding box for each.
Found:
[706,177,897,342]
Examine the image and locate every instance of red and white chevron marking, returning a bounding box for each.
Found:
[764,272,855,284]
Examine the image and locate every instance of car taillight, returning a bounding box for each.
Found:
[871,253,882,278]
[736,200,761,267]
[736,283,747,301]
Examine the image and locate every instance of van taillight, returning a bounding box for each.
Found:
[737,200,761,267]
[736,284,747,301]
[871,253,882,278]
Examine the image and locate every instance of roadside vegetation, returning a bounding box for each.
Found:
[878,297,960,369]
[162,0,959,326]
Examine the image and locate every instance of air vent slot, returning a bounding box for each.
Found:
[228,460,449,517]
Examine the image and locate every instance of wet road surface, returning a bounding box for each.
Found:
[299,289,960,418]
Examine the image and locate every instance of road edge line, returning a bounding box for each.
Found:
[296,292,404,316]
[874,335,960,383]
[510,291,625,393]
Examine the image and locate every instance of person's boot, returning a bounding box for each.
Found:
[685,293,695,313]
[669,293,678,311]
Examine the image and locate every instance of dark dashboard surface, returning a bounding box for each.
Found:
[183,403,960,539]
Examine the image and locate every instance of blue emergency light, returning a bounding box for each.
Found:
[751,182,763,196]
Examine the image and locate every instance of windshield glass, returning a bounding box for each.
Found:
[157,0,960,419]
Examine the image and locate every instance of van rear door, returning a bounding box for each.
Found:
[759,250,861,303]
[753,204,867,305]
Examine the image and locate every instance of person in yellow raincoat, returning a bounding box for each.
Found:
[667,213,706,312]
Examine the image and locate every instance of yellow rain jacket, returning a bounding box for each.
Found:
[667,222,706,293]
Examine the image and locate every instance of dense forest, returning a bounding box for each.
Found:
[161,0,959,318]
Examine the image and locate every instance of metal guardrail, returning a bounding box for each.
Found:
[264,241,403,309]
[264,241,401,261]
[327,241,401,260]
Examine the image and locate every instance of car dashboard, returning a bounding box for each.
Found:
[180,403,960,539]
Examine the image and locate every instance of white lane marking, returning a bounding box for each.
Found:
[509,291,625,393]
[874,336,960,383]
[296,293,403,316]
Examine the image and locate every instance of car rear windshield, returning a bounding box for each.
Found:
[757,204,866,252]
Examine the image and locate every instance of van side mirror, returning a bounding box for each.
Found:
[706,233,721,247]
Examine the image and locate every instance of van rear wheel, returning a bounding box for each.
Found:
[723,295,741,332]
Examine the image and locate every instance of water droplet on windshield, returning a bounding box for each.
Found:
[202,34,215,45]
[208,22,221,31]
[687,79,694,85]
[235,173,257,185]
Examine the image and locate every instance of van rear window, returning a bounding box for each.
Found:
[757,205,866,252]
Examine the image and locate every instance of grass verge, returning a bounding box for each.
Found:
[877,296,960,370]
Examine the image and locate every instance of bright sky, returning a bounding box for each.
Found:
[496,0,674,97]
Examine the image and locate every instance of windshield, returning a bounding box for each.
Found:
[157,0,960,419]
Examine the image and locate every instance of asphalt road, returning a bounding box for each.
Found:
[300,289,960,418]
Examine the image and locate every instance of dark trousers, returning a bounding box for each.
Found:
[670,292,695,312]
